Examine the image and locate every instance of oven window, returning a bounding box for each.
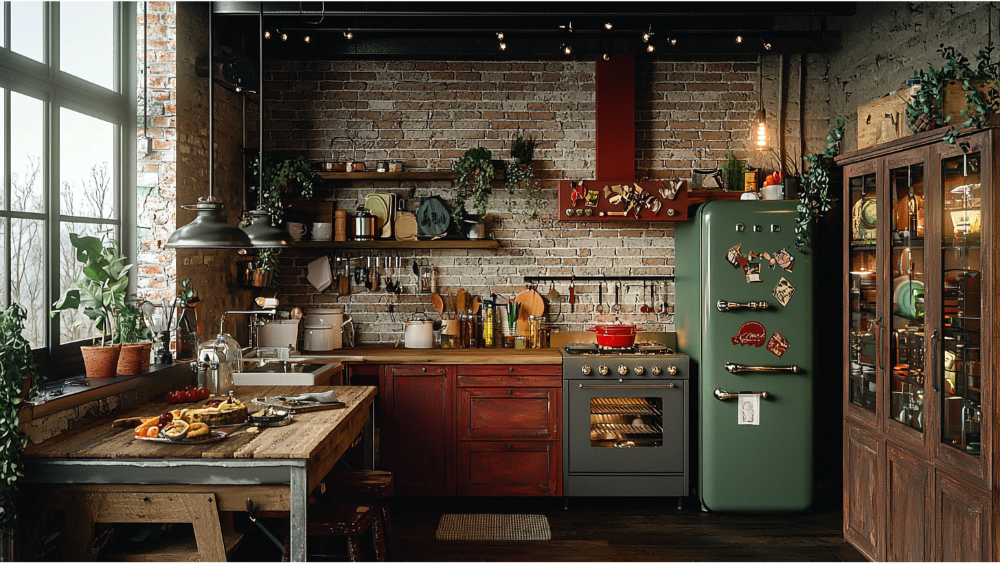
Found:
[590,397,663,448]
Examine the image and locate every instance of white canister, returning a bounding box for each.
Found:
[258,319,300,349]
[303,325,336,352]
[404,316,435,349]
[305,307,346,349]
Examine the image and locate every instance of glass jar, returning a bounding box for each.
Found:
[482,300,499,348]
[461,313,479,349]
[529,315,546,349]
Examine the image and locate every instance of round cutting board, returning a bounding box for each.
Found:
[513,289,545,337]
[394,212,418,240]
[364,195,390,231]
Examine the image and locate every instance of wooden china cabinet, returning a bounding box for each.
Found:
[837,126,999,561]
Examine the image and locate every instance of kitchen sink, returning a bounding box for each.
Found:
[234,360,343,386]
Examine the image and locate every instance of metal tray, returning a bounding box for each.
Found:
[134,430,229,445]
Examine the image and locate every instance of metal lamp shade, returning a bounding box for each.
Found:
[165,200,252,248]
[243,208,293,248]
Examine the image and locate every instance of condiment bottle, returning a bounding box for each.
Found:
[334,209,348,242]
[481,299,498,348]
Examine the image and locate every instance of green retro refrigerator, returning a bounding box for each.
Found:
[676,200,814,512]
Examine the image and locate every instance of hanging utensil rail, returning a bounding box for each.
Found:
[522,275,674,283]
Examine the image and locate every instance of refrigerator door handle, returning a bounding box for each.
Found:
[716,300,771,312]
[714,388,771,401]
[724,362,801,374]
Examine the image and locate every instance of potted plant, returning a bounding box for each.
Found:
[51,232,131,378]
[452,147,496,228]
[115,302,151,376]
[248,150,320,227]
[0,303,41,529]
[721,150,746,191]
[505,133,545,222]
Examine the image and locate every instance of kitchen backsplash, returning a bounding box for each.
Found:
[259,57,830,343]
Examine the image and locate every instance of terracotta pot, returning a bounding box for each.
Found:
[118,343,152,376]
[81,344,122,378]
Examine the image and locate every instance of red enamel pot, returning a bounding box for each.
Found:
[586,323,643,347]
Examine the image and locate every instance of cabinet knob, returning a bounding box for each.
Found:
[508,367,514,372]
[507,389,513,395]
[421,367,427,372]
[507,444,513,449]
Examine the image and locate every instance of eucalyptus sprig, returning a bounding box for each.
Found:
[796,118,846,249]
[0,303,42,529]
[452,147,495,225]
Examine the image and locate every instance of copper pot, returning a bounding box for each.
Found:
[586,323,643,347]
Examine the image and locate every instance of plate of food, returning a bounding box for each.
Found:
[132,415,228,444]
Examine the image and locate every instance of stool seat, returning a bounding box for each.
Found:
[307,504,377,537]
[323,470,394,500]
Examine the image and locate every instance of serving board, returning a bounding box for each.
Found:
[557,180,688,222]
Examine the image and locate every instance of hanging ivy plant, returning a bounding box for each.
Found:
[0,303,42,529]
[504,133,544,223]
[452,147,495,224]
[248,151,320,227]
[796,118,846,249]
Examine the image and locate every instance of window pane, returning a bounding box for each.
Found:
[10,218,45,348]
[61,108,115,219]
[10,1,43,62]
[0,218,6,309]
[0,88,4,210]
[60,2,114,90]
[11,92,43,213]
[59,222,114,344]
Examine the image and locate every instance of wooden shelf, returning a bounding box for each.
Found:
[291,239,502,250]
[318,170,505,181]
[686,190,746,206]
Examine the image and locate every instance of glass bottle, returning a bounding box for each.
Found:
[482,300,498,348]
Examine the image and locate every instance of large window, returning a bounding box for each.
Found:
[0,2,135,368]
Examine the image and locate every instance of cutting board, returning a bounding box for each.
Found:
[513,289,545,337]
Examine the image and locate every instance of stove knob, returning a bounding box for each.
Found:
[598,365,610,377]
[651,364,663,376]
[633,365,645,376]
[581,364,592,376]
[666,365,679,376]
[617,364,629,376]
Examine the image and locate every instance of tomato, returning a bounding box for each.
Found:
[165,391,177,404]
[196,387,210,400]
[185,385,194,391]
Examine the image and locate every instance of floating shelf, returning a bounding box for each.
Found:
[290,239,503,250]
[686,190,745,205]
[317,170,505,181]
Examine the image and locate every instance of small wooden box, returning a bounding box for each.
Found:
[857,86,911,149]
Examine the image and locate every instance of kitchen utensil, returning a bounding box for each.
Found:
[596,281,604,313]
[416,196,450,236]
[640,281,650,313]
[305,307,346,350]
[587,322,644,347]
[303,325,336,351]
[364,194,390,231]
[394,212,418,241]
[513,288,545,337]
[471,296,482,314]
[546,282,560,302]
[286,222,306,241]
[613,281,621,313]
[334,209,348,241]
[441,318,461,341]
[450,292,457,319]
[457,288,469,315]
[353,211,377,241]
[404,315,435,348]
[431,294,444,319]
[569,277,576,313]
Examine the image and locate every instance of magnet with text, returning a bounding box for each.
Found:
[773,277,795,307]
[744,262,762,283]
[726,243,744,268]
[766,331,790,357]
[731,321,767,347]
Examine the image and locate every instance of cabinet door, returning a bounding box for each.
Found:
[458,387,559,440]
[844,423,882,560]
[886,446,932,561]
[389,365,454,496]
[458,441,558,496]
[935,474,989,562]
[844,160,882,427]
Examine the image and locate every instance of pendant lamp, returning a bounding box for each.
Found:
[166,4,251,249]
[243,1,293,248]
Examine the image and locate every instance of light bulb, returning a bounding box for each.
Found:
[642,32,651,42]
[264,30,271,40]
[344,31,354,40]
[764,41,772,51]
[499,41,507,51]
[281,32,288,41]
[603,53,610,61]
[563,44,572,55]
[736,35,743,44]
[754,109,767,149]
[604,22,613,30]
[497,32,504,40]
[646,44,655,53]
[670,38,677,46]
[304,35,311,43]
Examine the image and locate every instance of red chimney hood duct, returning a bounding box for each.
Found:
[595,54,635,182]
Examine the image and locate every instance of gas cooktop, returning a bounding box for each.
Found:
[561,342,677,357]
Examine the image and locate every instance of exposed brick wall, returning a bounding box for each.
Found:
[260,57,829,344]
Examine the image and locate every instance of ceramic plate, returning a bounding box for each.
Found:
[416,197,450,235]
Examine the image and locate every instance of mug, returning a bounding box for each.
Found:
[312,222,333,241]
[286,222,306,241]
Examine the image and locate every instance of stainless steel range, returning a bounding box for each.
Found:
[561,340,690,499]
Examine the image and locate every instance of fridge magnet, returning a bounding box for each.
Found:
[585,190,600,207]
[773,277,796,307]
[731,321,767,347]
[726,244,744,268]
[772,249,795,272]
[738,394,760,426]
[744,262,762,283]
[766,331,790,357]
[659,180,682,200]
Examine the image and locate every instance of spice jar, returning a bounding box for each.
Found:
[420,267,438,294]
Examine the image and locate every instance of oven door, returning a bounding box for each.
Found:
[567,380,686,474]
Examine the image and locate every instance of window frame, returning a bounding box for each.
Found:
[0,1,137,376]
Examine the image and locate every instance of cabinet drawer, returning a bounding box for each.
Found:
[456,365,561,377]
[458,441,558,496]
[459,387,559,439]
[392,365,447,376]
[457,375,562,388]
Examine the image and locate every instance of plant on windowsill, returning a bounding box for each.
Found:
[505,133,544,223]
[452,147,496,228]
[0,303,42,530]
[50,232,132,378]
[115,302,152,376]
[796,118,846,249]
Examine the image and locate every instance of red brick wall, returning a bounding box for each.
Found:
[255,55,827,344]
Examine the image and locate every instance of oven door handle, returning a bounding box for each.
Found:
[579,383,676,389]
[725,362,801,374]
[714,388,771,401]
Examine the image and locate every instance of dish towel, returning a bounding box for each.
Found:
[281,390,339,403]
[307,256,332,292]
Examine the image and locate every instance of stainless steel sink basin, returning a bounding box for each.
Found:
[234,360,343,386]
[243,362,334,374]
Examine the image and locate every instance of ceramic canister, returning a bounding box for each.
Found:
[303,325,336,351]
[305,307,346,349]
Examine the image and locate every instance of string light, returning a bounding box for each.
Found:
[603,53,610,61]
[670,37,677,46]
[762,37,772,50]
[561,43,572,55]
[344,30,354,40]
[497,32,504,41]
[646,44,655,53]
[304,35,311,43]
[500,41,507,51]
[736,35,743,44]
[642,25,654,43]
[604,22,613,30]
[264,30,271,39]
[279,30,288,41]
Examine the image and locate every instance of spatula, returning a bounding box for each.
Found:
[471,296,482,314]
[431,293,444,320]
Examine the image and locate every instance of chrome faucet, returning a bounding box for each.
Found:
[221,309,278,349]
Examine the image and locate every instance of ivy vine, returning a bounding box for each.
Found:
[796,118,846,249]
[248,151,319,227]
[452,147,495,225]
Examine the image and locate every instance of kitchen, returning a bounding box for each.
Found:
[1,1,997,562]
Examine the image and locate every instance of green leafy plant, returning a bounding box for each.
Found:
[50,232,132,346]
[0,303,41,529]
[257,248,281,276]
[115,302,150,345]
[796,118,846,249]
[504,133,544,222]
[721,150,745,191]
[248,151,320,227]
[177,278,196,308]
[509,133,536,165]
[452,147,495,224]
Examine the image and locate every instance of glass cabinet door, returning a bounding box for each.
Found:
[849,172,878,412]
[940,152,982,458]
[888,164,925,432]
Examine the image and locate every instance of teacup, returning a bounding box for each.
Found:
[286,222,306,241]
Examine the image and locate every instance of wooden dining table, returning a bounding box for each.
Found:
[22,385,377,562]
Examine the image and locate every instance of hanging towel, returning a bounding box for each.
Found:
[307,256,333,292]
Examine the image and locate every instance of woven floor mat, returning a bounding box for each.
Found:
[435,514,552,541]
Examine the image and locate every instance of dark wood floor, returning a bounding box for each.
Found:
[234,494,864,562]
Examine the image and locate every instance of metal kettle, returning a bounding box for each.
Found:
[194,333,243,396]
[354,210,377,241]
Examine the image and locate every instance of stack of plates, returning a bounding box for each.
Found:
[364,193,396,239]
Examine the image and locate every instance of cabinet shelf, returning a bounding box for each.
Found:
[290,239,502,250]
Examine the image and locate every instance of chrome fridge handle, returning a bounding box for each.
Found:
[716,300,770,312]
[725,362,802,374]
[714,388,771,401]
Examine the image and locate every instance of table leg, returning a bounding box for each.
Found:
[364,401,375,470]
[289,465,309,562]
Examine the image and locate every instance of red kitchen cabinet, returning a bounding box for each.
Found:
[458,387,559,440]
[458,441,559,496]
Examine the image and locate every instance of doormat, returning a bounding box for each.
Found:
[435,514,551,541]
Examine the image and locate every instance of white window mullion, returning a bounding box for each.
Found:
[45,1,58,353]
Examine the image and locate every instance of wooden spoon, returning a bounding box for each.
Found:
[456,288,469,315]
[471,296,482,315]
[431,294,444,319]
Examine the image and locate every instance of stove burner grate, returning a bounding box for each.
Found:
[563,343,675,356]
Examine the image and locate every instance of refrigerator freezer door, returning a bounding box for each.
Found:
[688,201,814,512]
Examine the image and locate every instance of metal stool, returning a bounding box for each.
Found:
[321,470,395,561]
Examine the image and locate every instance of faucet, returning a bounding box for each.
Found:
[220,309,278,349]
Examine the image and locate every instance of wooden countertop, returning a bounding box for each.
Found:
[302,346,563,365]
